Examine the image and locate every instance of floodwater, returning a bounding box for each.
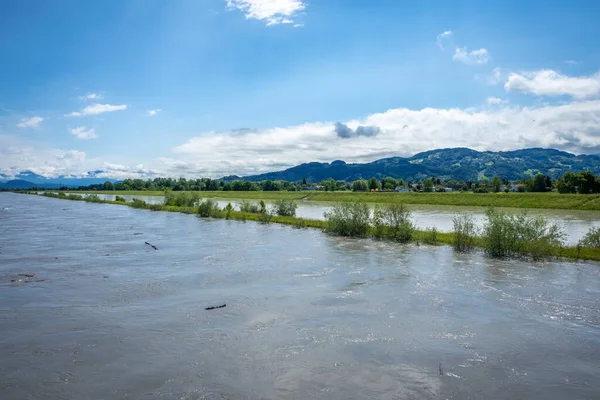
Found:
[80,193,600,245]
[1,192,599,399]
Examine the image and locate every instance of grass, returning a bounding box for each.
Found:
[68,190,600,211]
[32,192,600,262]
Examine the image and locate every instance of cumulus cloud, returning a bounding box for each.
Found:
[505,69,600,99]
[16,116,44,128]
[436,30,452,50]
[453,47,489,65]
[65,103,127,117]
[78,92,103,100]
[147,109,162,116]
[334,122,381,139]
[70,126,98,140]
[226,0,305,26]
[0,134,89,179]
[164,100,600,177]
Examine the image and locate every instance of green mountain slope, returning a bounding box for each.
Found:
[240,148,600,182]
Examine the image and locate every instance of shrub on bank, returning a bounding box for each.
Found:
[239,200,259,213]
[579,227,600,248]
[273,199,297,217]
[115,195,126,202]
[483,209,564,260]
[324,201,370,237]
[372,203,414,243]
[452,214,477,252]
[131,198,148,208]
[257,200,273,224]
[423,227,439,245]
[84,194,102,203]
[164,190,200,207]
[198,199,221,218]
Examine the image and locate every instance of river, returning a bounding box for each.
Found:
[1,192,599,399]
[77,193,600,245]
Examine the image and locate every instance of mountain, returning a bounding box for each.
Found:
[0,170,118,187]
[0,180,61,189]
[240,148,600,182]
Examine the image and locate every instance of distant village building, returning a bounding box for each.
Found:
[395,186,410,192]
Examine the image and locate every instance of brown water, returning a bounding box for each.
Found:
[1,193,599,399]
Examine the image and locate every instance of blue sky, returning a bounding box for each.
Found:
[1,0,600,179]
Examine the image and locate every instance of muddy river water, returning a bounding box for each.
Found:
[1,193,599,399]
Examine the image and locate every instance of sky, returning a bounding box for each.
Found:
[2,0,600,180]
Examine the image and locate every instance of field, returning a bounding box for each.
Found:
[71,190,600,211]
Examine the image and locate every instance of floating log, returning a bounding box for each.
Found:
[205,304,226,310]
[145,241,158,250]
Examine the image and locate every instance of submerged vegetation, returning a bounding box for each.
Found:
[34,191,600,262]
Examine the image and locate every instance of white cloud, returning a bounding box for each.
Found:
[436,30,452,50]
[166,100,600,177]
[70,126,98,140]
[453,47,489,65]
[486,96,506,105]
[437,31,490,65]
[147,109,162,116]
[0,134,89,179]
[79,92,103,100]
[16,116,44,128]
[505,69,600,99]
[226,0,305,26]
[66,103,127,117]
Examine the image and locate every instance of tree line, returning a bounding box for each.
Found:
[59,171,600,194]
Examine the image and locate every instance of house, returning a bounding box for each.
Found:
[509,183,525,192]
[395,186,410,192]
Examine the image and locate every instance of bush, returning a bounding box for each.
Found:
[115,195,126,202]
[452,214,477,252]
[239,200,259,213]
[198,199,222,218]
[372,203,414,243]
[423,227,439,245]
[58,192,67,198]
[273,199,297,217]
[85,194,102,203]
[131,198,148,208]
[483,209,564,260]
[224,203,234,220]
[164,190,200,207]
[324,201,370,237]
[580,227,600,248]
[67,194,83,200]
[257,200,273,224]
[474,187,489,194]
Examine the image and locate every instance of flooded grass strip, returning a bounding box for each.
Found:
[33,192,600,262]
[67,190,600,211]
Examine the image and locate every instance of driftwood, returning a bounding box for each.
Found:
[205,304,226,310]
[18,274,35,278]
[144,241,158,250]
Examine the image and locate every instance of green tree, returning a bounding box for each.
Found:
[352,179,368,192]
[368,177,380,191]
[103,181,114,190]
[491,176,502,193]
[423,178,434,192]
[533,173,548,192]
[322,178,336,192]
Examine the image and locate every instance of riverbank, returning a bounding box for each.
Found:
[30,192,600,262]
[61,190,600,211]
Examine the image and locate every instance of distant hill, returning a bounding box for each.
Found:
[0,170,118,188]
[240,148,600,182]
[0,180,61,189]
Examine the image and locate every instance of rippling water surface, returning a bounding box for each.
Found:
[1,193,599,399]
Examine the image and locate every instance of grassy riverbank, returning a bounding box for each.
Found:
[67,190,600,211]
[31,192,600,262]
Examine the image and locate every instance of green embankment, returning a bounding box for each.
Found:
[72,190,600,211]
[30,192,600,262]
